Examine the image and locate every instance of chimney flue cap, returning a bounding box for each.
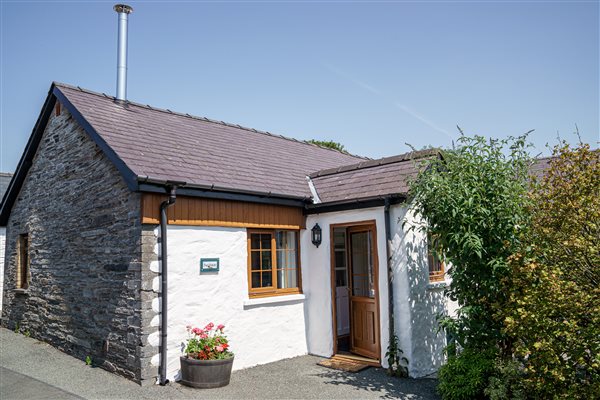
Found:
[114,4,133,14]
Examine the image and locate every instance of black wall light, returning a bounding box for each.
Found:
[311,223,322,247]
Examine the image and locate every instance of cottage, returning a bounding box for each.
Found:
[0,82,455,385]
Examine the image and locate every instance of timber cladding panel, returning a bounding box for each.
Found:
[141,193,306,229]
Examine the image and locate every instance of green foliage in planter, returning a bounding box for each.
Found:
[437,347,496,400]
[184,323,233,360]
[499,142,600,399]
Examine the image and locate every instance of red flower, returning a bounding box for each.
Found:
[191,327,202,335]
[217,324,225,331]
[204,322,214,331]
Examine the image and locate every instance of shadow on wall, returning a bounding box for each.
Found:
[314,367,440,400]
[405,238,448,375]
[391,205,449,377]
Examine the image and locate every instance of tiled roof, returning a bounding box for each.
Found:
[55,83,365,199]
[529,157,553,181]
[310,149,439,203]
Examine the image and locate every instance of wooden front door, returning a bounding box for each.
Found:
[348,225,380,359]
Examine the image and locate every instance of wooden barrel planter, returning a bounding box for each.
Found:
[179,356,234,388]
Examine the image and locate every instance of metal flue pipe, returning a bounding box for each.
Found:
[114,4,133,102]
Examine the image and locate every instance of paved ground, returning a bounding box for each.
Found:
[0,328,440,399]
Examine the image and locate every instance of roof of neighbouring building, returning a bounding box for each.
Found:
[0,172,13,201]
[309,149,439,203]
[54,83,365,200]
[528,156,553,180]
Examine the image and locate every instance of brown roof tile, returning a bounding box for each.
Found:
[310,149,439,203]
[55,83,365,199]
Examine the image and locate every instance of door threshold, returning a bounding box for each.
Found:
[335,351,381,367]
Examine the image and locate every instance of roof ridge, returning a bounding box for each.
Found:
[309,148,440,178]
[53,82,367,161]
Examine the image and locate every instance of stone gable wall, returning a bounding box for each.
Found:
[1,105,145,381]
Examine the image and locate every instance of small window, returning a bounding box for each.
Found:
[428,234,445,282]
[248,230,300,297]
[17,234,30,289]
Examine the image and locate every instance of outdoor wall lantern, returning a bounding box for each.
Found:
[311,223,322,248]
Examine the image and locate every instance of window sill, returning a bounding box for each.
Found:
[243,294,306,308]
[426,281,448,290]
[13,288,29,295]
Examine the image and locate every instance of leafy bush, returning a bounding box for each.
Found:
[437,348,496,400]
[484,359,526,400]
[409,134,531,350]
[500,142,600,399]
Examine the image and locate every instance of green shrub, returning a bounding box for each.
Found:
[484,359,526,400]
[438,348,496,400]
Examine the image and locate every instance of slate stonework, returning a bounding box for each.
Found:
[1,106,149,381]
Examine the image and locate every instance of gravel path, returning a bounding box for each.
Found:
[0,328,440,399]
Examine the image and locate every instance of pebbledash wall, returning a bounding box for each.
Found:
[157,204,454,381]
[1,107,146,381]
[151,225,308,381]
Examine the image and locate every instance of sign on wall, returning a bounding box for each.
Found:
[200,258,219,273]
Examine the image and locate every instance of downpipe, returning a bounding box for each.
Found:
[158,184,179,386]
[384,197,395,348]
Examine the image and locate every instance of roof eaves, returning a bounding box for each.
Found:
[304,193,406,215]
[138,177,311,208]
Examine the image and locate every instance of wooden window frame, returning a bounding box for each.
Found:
[16,233,30,290]
[247,229,302,298]
[427,234,445,282]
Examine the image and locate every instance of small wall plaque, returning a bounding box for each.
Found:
[200,258,219,273]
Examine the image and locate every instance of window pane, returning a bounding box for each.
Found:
[251,234,261,250]
[287,269,297,288]
[351,231,374,298]
[277,250,285,269]
[286,250,296,269]
[261,251,272,270]
[251,252,260,270]
[335,269,347,287]
[260,234,271,250]
[335,251,346,269]
[352,276,368,297]
[334,229,346,250]
[276,231,297,250]
[262,271,272,287]
[251,272,261,288]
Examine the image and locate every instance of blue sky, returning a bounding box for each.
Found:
[1,1,598,172]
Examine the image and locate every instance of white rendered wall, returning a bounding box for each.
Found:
[149,226,308,382]
[302,207,390,367]
[0,227,5,312]
[388,203,457,377]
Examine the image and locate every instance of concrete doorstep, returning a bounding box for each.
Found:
[0,328,440,399]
